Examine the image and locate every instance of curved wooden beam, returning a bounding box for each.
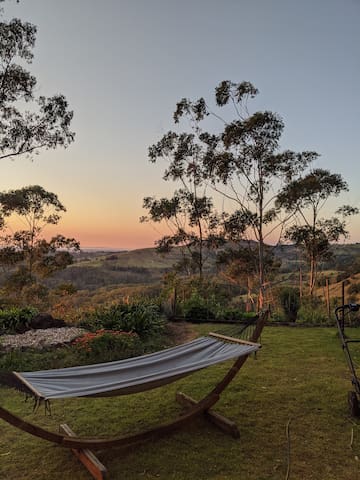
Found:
[0,393,219,449]
[0,310,268,450]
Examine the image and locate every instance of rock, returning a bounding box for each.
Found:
[0,327,85,352]
[30,313,66,330]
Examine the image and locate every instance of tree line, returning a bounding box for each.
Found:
[142,81,358,307]
[0,1,358,311]
[0,1,78,304]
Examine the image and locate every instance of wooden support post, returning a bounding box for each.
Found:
[342,280,346,326]
[176,392,240,439]
[60,424,107,480]
[326,278,330,318]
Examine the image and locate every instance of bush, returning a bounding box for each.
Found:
[217,308,257,323]
[54,282,78,295]
[348,282,360,295]
[297,299,328,324]
[184,305,216,323]
[0,306,39,334]
[279,287,300,322]
[73,330,143,361]
[79,301,165,338]
[182,291,217,323]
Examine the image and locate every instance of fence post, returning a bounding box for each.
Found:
[326,278,330,318]
[342,280,345,324]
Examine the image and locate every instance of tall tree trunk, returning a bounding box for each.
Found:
[258,171,265,310]
[309,255,316,296]
[258,235,265,309]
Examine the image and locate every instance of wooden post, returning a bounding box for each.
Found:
[342,280,346,325]
[60,424,107,480]
[326,278,330,318]
[172,286,177,316]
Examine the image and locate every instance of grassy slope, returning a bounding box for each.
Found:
[1,326,360,479]
[46,242,360,294]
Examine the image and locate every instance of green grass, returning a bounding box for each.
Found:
[1,326,360,479]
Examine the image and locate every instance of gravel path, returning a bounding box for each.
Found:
[0,327,85,352]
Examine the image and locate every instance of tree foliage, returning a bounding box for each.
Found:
[142,189,224,277]
[157,80,317,306]
[0,2,74,161]
[277,169,358,295]
[143,118,224,277]
[145,80,357,305]
[0,185,80,295]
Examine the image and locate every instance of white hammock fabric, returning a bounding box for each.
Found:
[16,336,259,400]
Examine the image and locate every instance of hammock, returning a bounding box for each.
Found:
[14,335,259,400]
[0,310,268,479]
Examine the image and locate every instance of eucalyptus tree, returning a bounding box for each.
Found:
[0,185,80,289]
[0,2,76,290]
[143,91,231,279]
[142,189,224,278]
[170,80,318,307]
[0,2,74,162]
[277,169,358,296]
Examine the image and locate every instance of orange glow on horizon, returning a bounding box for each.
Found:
[34,222,159,250]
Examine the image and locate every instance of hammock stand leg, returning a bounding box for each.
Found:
[176,391,240,438]
[59,423,107,480]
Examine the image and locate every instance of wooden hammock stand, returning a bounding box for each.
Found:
[0,310,268,479]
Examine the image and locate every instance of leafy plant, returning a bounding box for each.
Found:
[297,300,328,324]
[279,287,300,322]
[184,305,216,323]
[0,306,39,334]
[181,290,217,322]
[79,301,165,338]
[219,308,257,323]
[73,329,142,361]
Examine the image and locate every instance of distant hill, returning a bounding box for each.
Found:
[45,242,360,292]
[47,247,216,290]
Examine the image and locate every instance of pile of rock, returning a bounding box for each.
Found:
[0,327,85,352]
[0,313,85,352]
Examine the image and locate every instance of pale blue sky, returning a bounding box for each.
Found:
[2,0,360,248]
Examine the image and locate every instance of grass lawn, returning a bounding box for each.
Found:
[1,325,360,479]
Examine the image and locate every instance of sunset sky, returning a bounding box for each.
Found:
[2,0,360,250]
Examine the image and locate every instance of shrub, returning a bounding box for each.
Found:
[348,282,360,295]
[73,329,143,361]
[0,306,39,334]
[54,282,78,295]
[279,287,300,322]
[182,291,217,323]
[184,305,216,323]
[79,301,165,338]
[297,299,328,324]
[217,308,257,323]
